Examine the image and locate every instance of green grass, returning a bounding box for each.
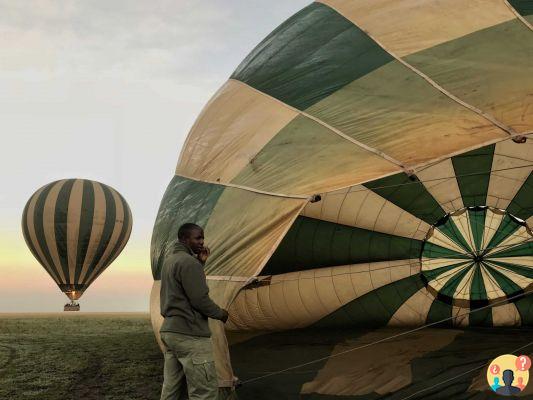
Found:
[0,313,162,400]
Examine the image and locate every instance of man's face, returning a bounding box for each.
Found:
[183,228,205,254]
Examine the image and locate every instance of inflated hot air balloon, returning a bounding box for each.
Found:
[22,179,132,310]
[150,0,533,392]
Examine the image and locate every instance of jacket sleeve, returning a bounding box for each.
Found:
[179,260,226,320]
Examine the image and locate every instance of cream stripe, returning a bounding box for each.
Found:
[487,138,533,209]
[490,256,533,268]
[452,266,476,301]
[85,189,124,285]
[492,302,520,326]
[302,185,430,240]
[421,258,470,271]
[78,182,106,283]
[482,210,505,250]
[24,186,61,284]
[504,0,533,31]
[43,180,67,283]
[416,158,464,213]
[485,261,532,289]
[96,204,132,273]
[452,212,475,252]
[424,264,470,292]
[230,79,406,169]
[480,266,507,300]
[388,287,434,327]
[427,228,467,254]
[67,179,83,285]
[487,226,532,255]
[317,0,521,138]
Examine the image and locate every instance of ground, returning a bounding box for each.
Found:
[2,314,533,399]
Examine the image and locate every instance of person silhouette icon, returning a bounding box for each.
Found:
[517,377,526,391]
[491,377,501,391]
[496,370,522,396]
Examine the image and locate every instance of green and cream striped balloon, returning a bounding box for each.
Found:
[151,0,533,347]
[22,179,132,301]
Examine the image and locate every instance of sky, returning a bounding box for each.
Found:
[0,0,310,312]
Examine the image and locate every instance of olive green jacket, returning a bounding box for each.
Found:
[160,242,226,337]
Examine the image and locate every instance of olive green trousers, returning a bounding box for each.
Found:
[160,331,218,400]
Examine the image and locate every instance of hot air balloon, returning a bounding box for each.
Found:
[22,179,132,311]
[150,0,533,395]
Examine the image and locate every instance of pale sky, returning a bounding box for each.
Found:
[0,0,310,312]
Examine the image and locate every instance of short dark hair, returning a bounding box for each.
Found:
[178,223,202,240]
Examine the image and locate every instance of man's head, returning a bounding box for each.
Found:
[503,369,514,386]
[494,377,500,384]
[178,223,204,254]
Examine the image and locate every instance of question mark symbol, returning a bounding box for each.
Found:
[491,364,500,374]
[515,355,531,371]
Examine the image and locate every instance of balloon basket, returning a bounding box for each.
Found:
[64,301,80,312]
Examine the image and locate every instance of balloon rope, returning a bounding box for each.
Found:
[239,289,533,385]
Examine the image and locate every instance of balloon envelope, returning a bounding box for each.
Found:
[22,179,132,300]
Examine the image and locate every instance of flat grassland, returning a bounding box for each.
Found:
[0,313,162,400]
[4,314,533,400]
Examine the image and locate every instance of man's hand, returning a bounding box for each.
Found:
[197,246,210,264]
[221,309,229,323]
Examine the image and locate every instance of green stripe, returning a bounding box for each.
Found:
[439,265,473,299]
[485,215,521,254]
[426,298,453,327]
[470,281,494,327]
[363,173,445,225]
[468,209,486,251]
[54,179,75,284]
[87,192,131,286]
[487,260,533,279]
[489,241,533,258]
[506,172,533,221]
[263,216,423,274]
[485,173,532,251]
[22,196,51,281]
[33,181,62,284]
[75,180,95,284]
[82,183,116,284]
[435,215,473,253]
[422,261,471,282]
[483,263,524,296]
[422,242,470,259]
[468,304,493,327]
[514,295,533,325]
[151,175,224,280]
[451,144,495,207]
[405,20,533,130]
[509,0,533,16]
[314,275,425,328]
[231,3,393,110]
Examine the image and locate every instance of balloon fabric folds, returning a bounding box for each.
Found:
[22,179,132,302]
[150,0,533,387]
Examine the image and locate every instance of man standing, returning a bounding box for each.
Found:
[160,223,229,400]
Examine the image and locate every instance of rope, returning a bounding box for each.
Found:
[239,288,533,385]
[399,339,533,400]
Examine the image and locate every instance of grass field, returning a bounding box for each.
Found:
[3,314,533,399]
[0,313,162,400]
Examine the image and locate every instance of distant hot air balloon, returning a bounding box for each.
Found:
[22,179,132,310]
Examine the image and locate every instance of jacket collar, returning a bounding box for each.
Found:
[173,242,194,256]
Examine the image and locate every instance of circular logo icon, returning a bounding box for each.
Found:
[487,354,530,396]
